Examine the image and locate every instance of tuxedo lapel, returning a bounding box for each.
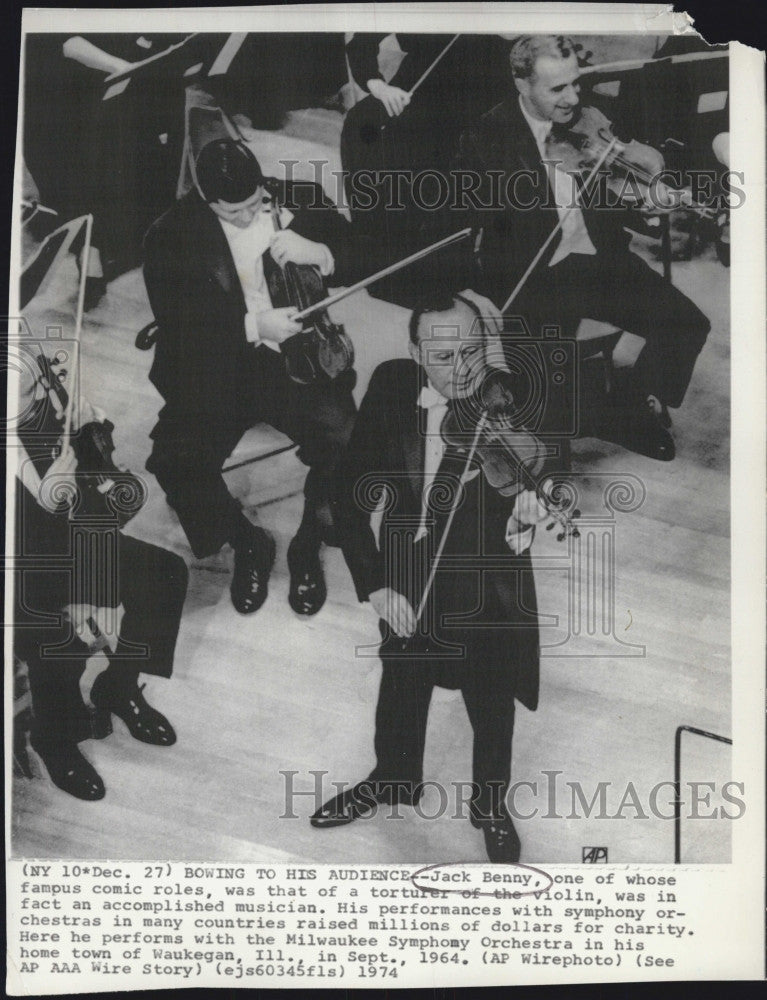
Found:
[399,364,427,505]
[511,116,542,175]
[494,97,544,176]
[184,193,243,304]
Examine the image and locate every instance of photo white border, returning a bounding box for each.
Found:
[6,4,765,987]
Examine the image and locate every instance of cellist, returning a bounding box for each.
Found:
[143,138,357,618]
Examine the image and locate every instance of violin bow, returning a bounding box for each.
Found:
[579,48,728,77]
[377,35,461,131]
[102,34,200,100]
[292,227,473,322]
[501,136,618,313]
[62,213,93,444]
[407,34,461,97]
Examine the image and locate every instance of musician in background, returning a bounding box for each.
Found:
[14,369,187,801]
[456,34,711,461]
[23,33,187,306]
[143,139,357,617]
[210,32,348,130]
[311,289,560,863]
[341,33,510,305]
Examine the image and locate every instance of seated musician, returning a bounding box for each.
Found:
[311,289,565,863]
[456,34,711,461]
[14,378,188,801]
[341,32,509,304]
[143,138,357,616]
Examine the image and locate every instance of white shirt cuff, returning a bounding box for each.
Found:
[317,245,335,278]
[244,311,260,344]
[505,516,535,555]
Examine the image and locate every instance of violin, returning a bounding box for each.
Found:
[264,181,355,386]
[19,210,146,525]
[29,351,147,526]
[408,364,579,635]
[442,368,581,542]
[547,105,716,220]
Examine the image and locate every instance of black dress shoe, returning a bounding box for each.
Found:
[607,397,675,461]
[91,675,176,746]
[30,736,105,801]
[311,781,380,828]
[231,529,276,615]
[470,809,522,864]
[310,779,421,828]
[647,394,672,429]
[630,399,675,461]
[287,536,327,616]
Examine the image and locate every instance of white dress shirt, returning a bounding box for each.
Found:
[416,382,534,553]
[519,96,597,267]
[218,203,295,350]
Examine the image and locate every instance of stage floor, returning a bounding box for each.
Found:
[12,114,732,866]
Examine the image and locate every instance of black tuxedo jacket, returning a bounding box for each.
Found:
[143,181,354,449]
[335,358,539,710]
[346,33,510,118]
[456,96,635,306]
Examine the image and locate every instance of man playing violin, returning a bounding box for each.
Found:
[310,290,565,863]
[143,138,357,617]
[13,367,188,801]
[457,34,711,461]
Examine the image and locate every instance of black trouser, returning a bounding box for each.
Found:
[368,651,517,818]
[340,96,464,303]
[16,535,188,746]
[512,250,710,409]
[148,346,357,559]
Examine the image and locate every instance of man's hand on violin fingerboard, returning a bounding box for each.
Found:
[270,230,334,275]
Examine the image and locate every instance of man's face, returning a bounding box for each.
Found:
[209,186,265,228]
[410,299,503,400]
[516,52,580,124]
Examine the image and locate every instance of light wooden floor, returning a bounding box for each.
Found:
[11,112,732,865]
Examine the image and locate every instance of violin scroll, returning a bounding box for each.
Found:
[540,478,581,541]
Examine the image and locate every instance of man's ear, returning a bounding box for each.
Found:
[408,339,420,364]
[513,76,526,98]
